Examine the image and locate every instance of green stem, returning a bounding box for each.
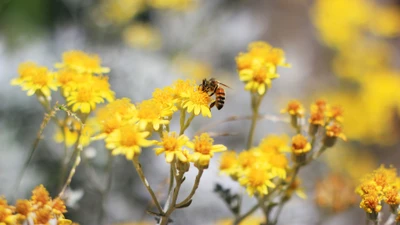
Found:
[175,168,204,207]
[179,109,186,135]
[233,203,259,225]
[247,94,264,149]
[132,158,164,215]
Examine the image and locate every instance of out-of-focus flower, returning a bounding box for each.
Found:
[239,63,278,95]
[236,41,289,95]
[123,23,162,50]
[215,217,263,225]
[147,0,195,11]
[11,62,58,97]
[239,164,276,196]
[95,0,145,25]
[219,151,239,176]
[291,134,311,155]
[155,131,190,163]
[173,55,212,81]
[281,100,304,117]
[323,123,347,147]
[0,185,74,225]
[105,124,154,160]
[315,173,357,212]
[187,133,227,168]
[55,50,110,74]
[152,87,178,114]
[368,6,400,37]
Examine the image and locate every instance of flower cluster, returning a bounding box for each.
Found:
[236,41,290,95]
[281,99,346,148]
[0,185,75,225]
[356,166,400,220]
[219,135,290,196]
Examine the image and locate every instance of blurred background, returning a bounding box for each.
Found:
[0,0,400,224]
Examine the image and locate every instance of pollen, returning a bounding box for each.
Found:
[15,200,31,216]
[31,185,50,206]
[193,133,213,154]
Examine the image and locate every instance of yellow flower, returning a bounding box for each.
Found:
[67,87,105,113]
[281,100,305,117]
[291,134,311,155]
[92,75,115,102]
[172,79,196,99]
[187,133,227,168]
[219,151,239,176]
[137,99,171,130]
[323,123,347,147]
[248,41,290,67]
[123,23,162,50]
[11,62,58,97]
[326,105,344,123]
[31,184,50,206]
[258,134,290,153]
[239,164,276,196]
[173,55,212,81]
[152,87,178,115]
[239,63,278,95]
[35,207,52,224]
[309,111,325,126]
[15,200,31,216]
[147,0,195,11]
[56,69,82,97]
[96,0,145,25]
[182,88,212,117]
[155,131,190,163]
[55,50,110,74]
[237,150,258,173]
[95,98,137,139]
[105,124,154,160]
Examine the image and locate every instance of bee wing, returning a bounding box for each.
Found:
[218,82,232,89]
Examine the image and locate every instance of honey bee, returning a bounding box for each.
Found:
[199,78,230,110]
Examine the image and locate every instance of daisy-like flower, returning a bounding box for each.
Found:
[239,164,276,196]
[95,98,137,139]
[326,105,344,123]
[264,151,288,179]
[105,124,154,160]
[239,63,279,95]
[172,79,196,100]
[182,88,212,117]
[92,75,115,102]
[219,151,239,176]
[291,134,311,155]
[11,62,58,97]
[55,50,110,74]
[259,134,290,153]
[31,184,50,206]
[56,69,82,97]
[323,123,347,147]
[152,87,178,116]
[187,133,227,168]
[137,99,171,131]
[155,131,190,163]
[67,86,105,113]
[281,100,305,117]
[15,200,31,217]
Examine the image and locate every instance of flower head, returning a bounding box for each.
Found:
[137,99,171,131]
[219,151,239,176]
[155,131,190,163]
[152,87,178,115]
[281,100,305,117]
[187,133,227,168]
[326,105,344,123]
[239,63,278,95]
[291,134,311,155]
[105,124,154,160]
[182,88,212,117]
[11,62,58,97]
[31,184,50,206]
[55,50,110,74]
[239,164,276,196]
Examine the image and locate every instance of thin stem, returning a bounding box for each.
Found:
[182,113,195,134]
[132,158,164,215]
[175,169,204,207]
[98,150,114,224]
[12,105,60,199]
[179,109,186,135]
[247,94,264,149]
[58,145,82,198]
[233,203,259,225]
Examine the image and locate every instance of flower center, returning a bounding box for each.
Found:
[248,168,268,187]
[163,136,178,152]
[194,134,213,154]
[190,90,210,105]
[120,127,139,147]
[252,67,267,83]
[76,88,94,102]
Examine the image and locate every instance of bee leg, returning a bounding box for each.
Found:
[209,100,216,109]
[209,92,215,97]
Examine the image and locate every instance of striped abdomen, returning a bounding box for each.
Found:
[215,87,226,110]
